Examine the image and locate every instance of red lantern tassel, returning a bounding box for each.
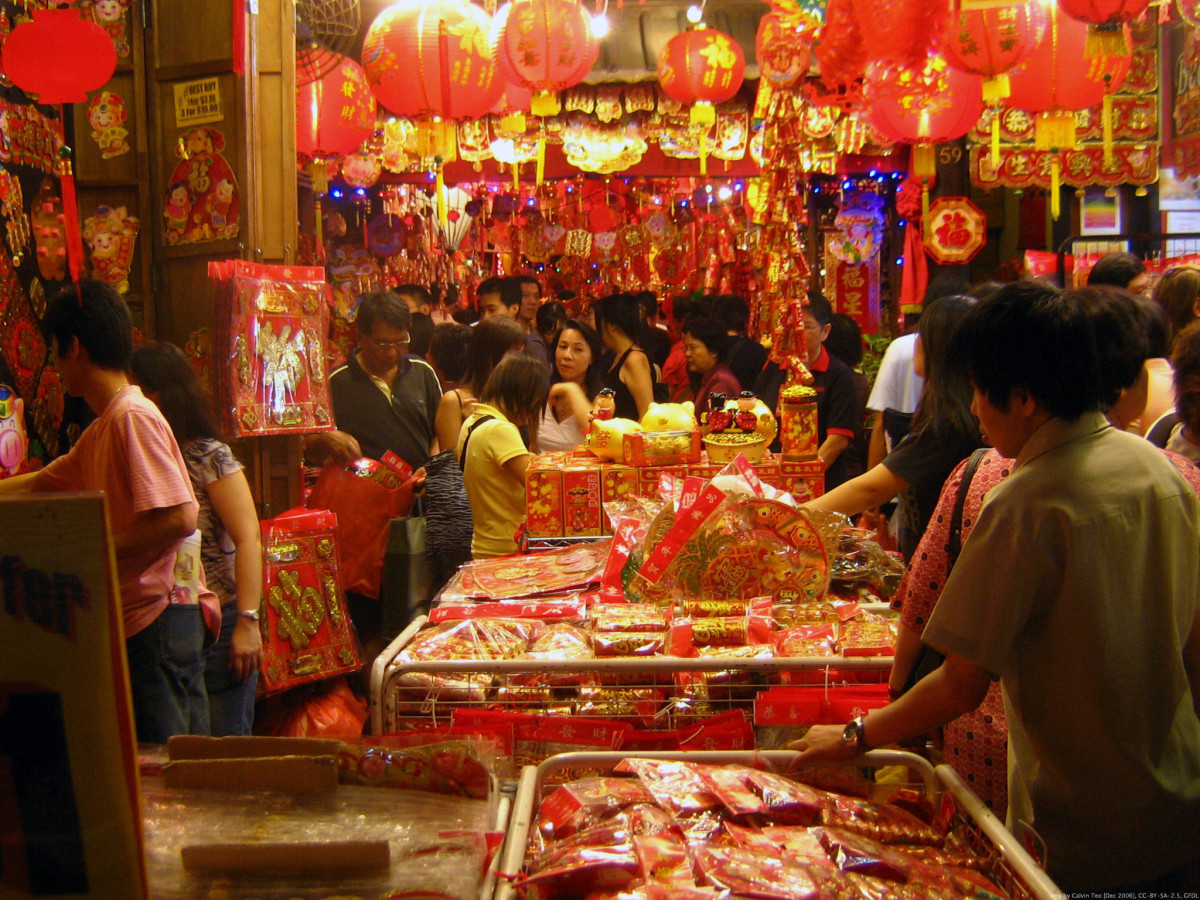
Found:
[54,115,84,289]
[232,0,246,76]
[1102,92,1114,168]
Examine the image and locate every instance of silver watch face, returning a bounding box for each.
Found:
[843,720,860,743]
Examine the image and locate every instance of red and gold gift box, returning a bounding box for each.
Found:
[781,460,825,503]
[526,459,566,538]
[259,507,360,694]
[780,387,818,461]
[563,466,603,537]
[637,465,688,498]
[601,464,639,511]
[622,429,702,467]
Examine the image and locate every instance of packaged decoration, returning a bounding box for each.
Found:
[780,384,819,460]
[208,260,334,437]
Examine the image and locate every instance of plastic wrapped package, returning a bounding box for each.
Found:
[830,529,908,599]
[336,735,495,798]
[438,541,612,602]
[141,779,493,899]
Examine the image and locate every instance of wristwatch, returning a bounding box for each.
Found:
[843,716,870,751]
[238,608,261,623]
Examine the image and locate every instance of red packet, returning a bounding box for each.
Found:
[259,506,360,694]
[380,449,414,480]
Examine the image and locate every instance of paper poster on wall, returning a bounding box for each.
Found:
[1080,188,1122,235]
[0,493,147,899]
[172,78,223,128]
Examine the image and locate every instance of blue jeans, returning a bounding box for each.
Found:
[204,603,258,736]
[125,604,209,743]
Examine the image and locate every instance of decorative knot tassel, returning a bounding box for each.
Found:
[1085,22,1129,58]
[1050,153,1062,220]
[1102,92,1115,168]
[981,74,1010,104]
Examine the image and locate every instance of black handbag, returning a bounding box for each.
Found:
[899,447,989,695]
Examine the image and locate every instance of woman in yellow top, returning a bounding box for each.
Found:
[456,353,549,558]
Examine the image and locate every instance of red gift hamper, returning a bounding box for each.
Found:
[260,506,361,694]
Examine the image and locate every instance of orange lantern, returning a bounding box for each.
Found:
[296,53,378,160]
[657,27,746,127]
[756,12,812,89]
[492,0,599,117]
[361,0,505,120]
[938,1,1047,102]
[1057,0,1150,55]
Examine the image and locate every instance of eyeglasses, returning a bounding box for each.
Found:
[368,335,410,350]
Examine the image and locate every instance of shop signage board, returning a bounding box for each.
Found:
[0,493,146,899]
[172,77,223,128]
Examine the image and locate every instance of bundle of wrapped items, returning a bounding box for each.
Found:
[516,759,1008,900]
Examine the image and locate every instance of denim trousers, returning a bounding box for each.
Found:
[203,602,258,736]
[125,603,209,743]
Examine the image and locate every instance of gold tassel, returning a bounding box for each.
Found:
[1085,22,1129,57]
[499,111,526,135]
[981,74,1010,104]
[513,161,520,192]
[991,111,1001,169]
[690,101,716,127]
[536,128,546,185]
[921,177,931,242]
[1050,152,1061,220]
[436,165,447,228]
[700,130,708,177]
[912,144,936,178]
[1035,111,1077,151]
[531,90,561,117]
[1102,92,1114,168]
[314,197,325,258]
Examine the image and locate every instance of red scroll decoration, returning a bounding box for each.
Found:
[260,507,361,695]
[824,232,881,335]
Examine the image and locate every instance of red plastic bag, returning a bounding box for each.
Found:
[306,459,417,599]
[269,678,367,737]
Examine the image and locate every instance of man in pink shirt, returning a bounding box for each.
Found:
[0,281,203,742]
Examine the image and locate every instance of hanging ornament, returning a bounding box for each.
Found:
[867,55,984,144]
[938,2,1047,103]
[2,8,116,103]
[813,0,866,89]
[491,0,599,117]
[362,0,505,120]
[296,53,378,160]
[756,13,812,89]
[340,150,382,188]
[1056,0,1150,56]
[657,27,746,127]
[850,0,949,70]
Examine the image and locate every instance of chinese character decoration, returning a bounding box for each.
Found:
[924,197,987,265]
[296,53,378,161]
[938,1,1047,167]
[657,27,745,174]
[1005,5,1131,215]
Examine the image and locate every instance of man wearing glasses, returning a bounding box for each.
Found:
[306,290,442,470]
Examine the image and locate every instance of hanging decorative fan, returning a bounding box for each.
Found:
[296,0,361,86]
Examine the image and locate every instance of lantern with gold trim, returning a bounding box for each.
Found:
[657,26,746,174]
[1057,0,1150,56]
[937,1,1046,168]
[1005,5,1131,215]
[867,55,983,237]
[492,0,599,117]
[362,0,505,120]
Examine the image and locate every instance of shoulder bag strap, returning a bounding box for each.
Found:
[458,415,495,484]
[947,448,989,568]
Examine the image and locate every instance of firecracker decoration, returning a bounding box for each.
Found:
[924,197,987,264]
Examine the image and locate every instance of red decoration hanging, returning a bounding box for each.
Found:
[1005,7,1131,114]
[1057,0,1150,55]
[658,27,746,117]
[492,0,599,116]
[938,1,1047,103]
[1,8,116,104]
[814,0,867,90]
[867,55,984,145]
[756,12,812,89]
[296,53,378,160]
[362,0,505,120]
[850,0,949,70]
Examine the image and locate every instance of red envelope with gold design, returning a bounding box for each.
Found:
[259,506,360,694]
[209,260,335,437]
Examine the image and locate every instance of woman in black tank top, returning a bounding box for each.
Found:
[593,293,655,421]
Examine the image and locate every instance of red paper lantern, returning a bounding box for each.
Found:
[1,8,116,104]
[296,53,378,159]
[938,1,1047,102]
[1005,6,1130,114]
[756,12,812,89]
[867,55,984,144]
[492,0,599,116]
[657,27,746,125]
[851,0,950,70]
[1057,0,1150,55]
[362,0,505,120]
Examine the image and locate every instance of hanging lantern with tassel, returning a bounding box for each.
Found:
[492,0,599,117]
[1057,0,1150,57]
[1005,4,1131,215]
[937,1,1046,168]
[657,26,746,175]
